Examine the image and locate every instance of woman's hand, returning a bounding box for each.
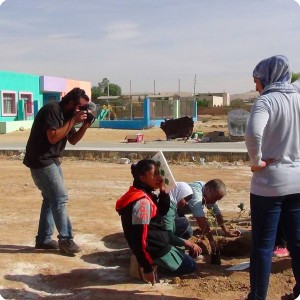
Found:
[251,159,275,172]
[158,177,166,193]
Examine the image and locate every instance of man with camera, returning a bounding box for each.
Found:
[23,88,95,255]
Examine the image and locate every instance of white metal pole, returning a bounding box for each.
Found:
[193,74,197,97]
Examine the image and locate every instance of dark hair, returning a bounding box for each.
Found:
[61,87,88,105]
[131,159,157,181]
[82,94,90,102]
[205,179,226,196]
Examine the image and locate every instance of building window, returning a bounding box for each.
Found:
[2,91,17,116]
[20,92,33,116]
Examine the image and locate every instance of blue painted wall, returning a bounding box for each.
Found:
[100,119,145,129]
[99,98,197,130]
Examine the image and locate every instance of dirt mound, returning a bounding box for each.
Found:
[217,231,252,257]
[192,231,252,257]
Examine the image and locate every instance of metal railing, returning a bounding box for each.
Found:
[96,97,195,121]
[96,99,143,120]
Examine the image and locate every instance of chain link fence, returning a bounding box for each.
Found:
[96,97,195,120]
[150,99,174,119]
[150,98,195,119]
[96,99,143,120]
[180,98,195,117]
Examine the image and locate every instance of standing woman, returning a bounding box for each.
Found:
[245,55,300,299]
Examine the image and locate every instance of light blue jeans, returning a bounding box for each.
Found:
[30,163,73,244]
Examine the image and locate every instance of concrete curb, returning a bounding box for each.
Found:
[0,148,249,162]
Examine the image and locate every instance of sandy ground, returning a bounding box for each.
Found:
[0,156,295,300]
[0,118,295,300]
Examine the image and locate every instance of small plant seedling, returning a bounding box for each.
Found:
[235,202,247,221]
[237,202,245,211]
[206,208,218,235]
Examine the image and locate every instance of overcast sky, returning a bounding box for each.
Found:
[0,0,300,94]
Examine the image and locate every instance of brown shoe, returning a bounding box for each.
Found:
[35,240,59,250]
[59,240,80,255]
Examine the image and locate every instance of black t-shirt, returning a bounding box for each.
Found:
[23,102,76,169]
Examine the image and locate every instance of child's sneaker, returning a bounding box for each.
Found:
[273,247,289,258]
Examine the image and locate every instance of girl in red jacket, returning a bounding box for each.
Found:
[116,159,201,284]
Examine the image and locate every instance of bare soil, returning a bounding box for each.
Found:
[0,121,294,299]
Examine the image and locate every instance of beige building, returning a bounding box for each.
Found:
[197,92,230,106]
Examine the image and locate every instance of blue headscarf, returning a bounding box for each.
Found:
[253,55,291,88]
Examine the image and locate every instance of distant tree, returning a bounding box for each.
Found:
[103,83,122,96]
[98,78,110,94]
[197,99,209,107]
[230,99,246,107]
[91,86,101,101]
[91,78,122,101]
[292,72,300,83]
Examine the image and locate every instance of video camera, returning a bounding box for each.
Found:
[78,102,96,124]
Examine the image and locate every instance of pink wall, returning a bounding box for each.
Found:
[64,79,91,99]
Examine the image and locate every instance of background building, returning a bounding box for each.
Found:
[196,92,230,106]
[0,71,91,133]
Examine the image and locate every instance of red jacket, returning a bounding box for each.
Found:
[116,186,170,273]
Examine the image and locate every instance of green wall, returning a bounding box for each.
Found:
[0,71,43,122]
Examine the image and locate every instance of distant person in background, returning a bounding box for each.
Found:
[245,55,300,300]
[24,88,93,255]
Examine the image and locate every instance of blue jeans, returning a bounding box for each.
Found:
[156,253,197,276]
[30,163,73,244]
[248,193,300,300]
[175,217,193,240]
[173,253,197,276]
